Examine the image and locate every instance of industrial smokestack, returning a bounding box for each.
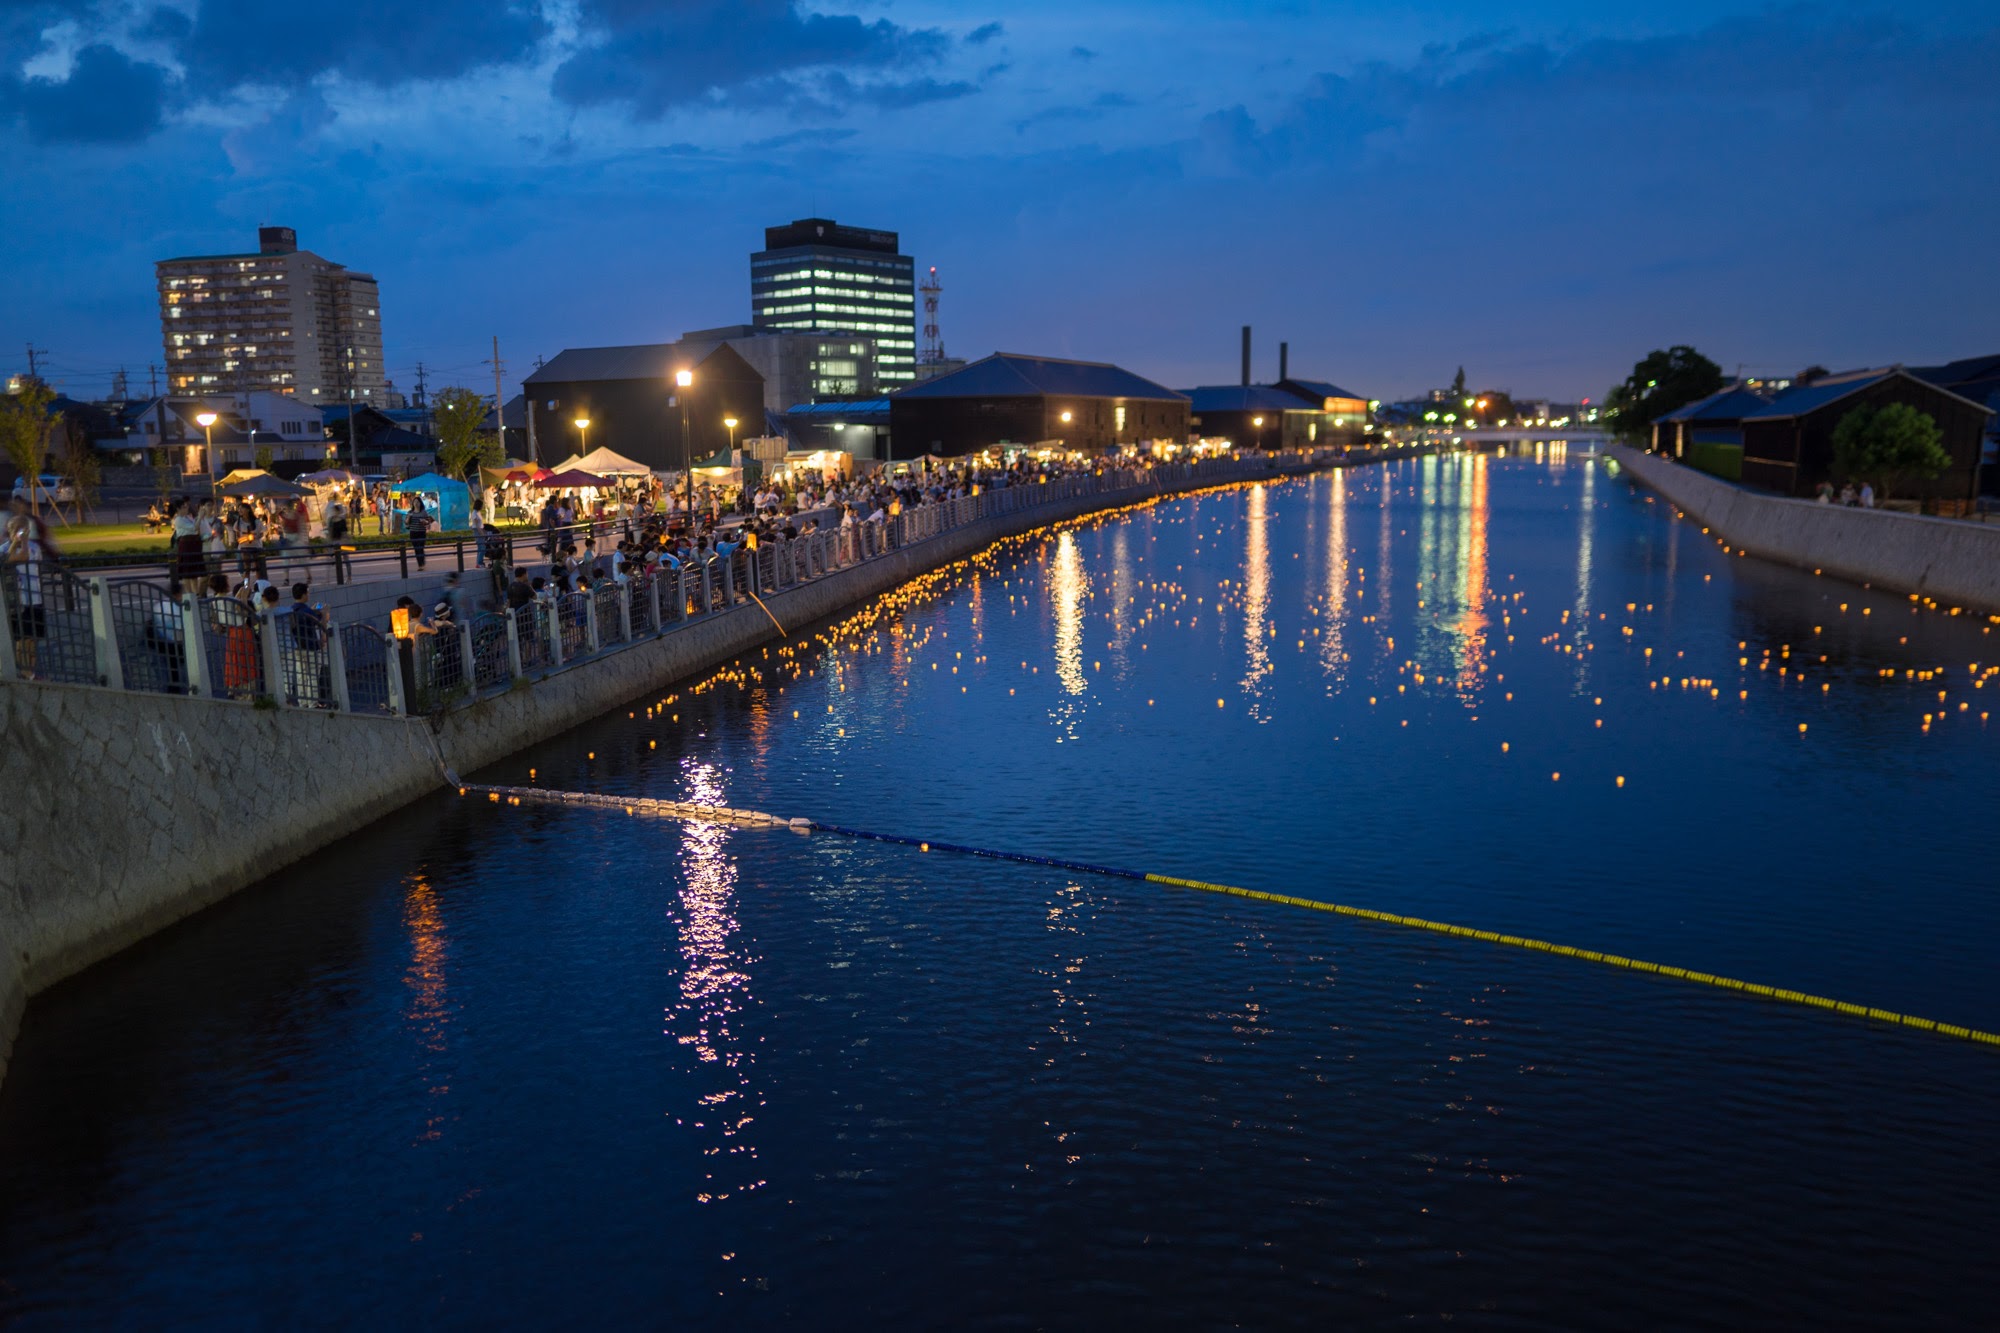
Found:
[1279,341,1289,383]
[1241,326,1251,387]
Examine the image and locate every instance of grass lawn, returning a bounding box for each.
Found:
[47,519,538,557]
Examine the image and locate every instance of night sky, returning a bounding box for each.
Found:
[3,1,1996,403]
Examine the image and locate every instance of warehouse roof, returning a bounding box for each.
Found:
[1656,384,1774,424]
[1180,385,1319,413]
[892,353,1186,403]
[1277,378,1367,405]
[524,344,682,384]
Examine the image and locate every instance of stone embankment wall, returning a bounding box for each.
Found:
[1609,445,2000,615]
[0,467,1281,1087]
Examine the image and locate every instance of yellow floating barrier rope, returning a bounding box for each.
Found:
[458,791,1999,1050]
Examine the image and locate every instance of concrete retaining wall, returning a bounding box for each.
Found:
[0,468,1258,1088]
[1609,444,2000,615]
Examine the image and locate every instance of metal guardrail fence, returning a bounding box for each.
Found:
[4,456,1288,714]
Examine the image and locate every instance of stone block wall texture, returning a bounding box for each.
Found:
[0,465,1267,1087]
[1609,445,2000,616]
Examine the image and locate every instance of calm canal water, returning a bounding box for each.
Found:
[5,453,1999,1327]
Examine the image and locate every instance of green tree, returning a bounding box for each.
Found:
[432,386,489,480]
[0,380,60,515]
[56,421,101,521]
[1450,366,1466,401]
[1604,346,1725,443]
[1832,402,1949,501]
[152,447,177,503]
[253,442,275,472]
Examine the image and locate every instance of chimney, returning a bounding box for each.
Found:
[1241,326,1251,387]
[1279,341,1289,383]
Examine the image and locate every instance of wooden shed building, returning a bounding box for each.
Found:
[1738,367,1991,508]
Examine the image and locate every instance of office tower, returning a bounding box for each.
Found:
[750,218,916,386]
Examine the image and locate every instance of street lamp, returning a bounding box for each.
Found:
[1253,414,1265,451]
[574,415,591,453]
[724,416,738,454]
[196,410,218,492]
[674,368,694,518]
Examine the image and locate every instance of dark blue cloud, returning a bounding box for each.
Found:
[5,43,170,144]
[855,77,978,109]
[177,0,550,86]
[553,0,952,117]
[967,22,1005,45]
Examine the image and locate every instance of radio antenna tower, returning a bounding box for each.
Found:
[919,266,944,364]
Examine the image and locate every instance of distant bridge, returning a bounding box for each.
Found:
[1459,428,1613,446]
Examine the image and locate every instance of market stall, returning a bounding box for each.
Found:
[390,473,473,530]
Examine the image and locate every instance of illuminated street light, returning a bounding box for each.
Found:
[574,415,591,452]
[724,415,739,454]
[673,368,694,517]
[195,410,218,492]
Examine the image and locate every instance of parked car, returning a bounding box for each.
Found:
[9,473,75,503]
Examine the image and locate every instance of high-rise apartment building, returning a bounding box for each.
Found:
[751,218,916,386]
[156,226,386,406]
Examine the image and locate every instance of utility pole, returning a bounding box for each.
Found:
[341,359,359,471]
[24,343,46,381]
[487,336,509,463]
[149,364,172,477]
[411,361,429,410]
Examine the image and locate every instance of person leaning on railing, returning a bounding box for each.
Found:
[4,495,53,679]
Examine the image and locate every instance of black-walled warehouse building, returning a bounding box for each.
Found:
[523,342,766,472]
[1735,367,1991,507]
[887,353,1189,459]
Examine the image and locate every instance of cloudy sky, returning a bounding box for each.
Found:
[3,0,1996,403]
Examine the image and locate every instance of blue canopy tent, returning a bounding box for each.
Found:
[390,473,472,530]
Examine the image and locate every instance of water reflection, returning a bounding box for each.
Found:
[1049,531,1090,738]
[1452,456,1491,703]
[671,759,763,1204]
[402,871,453,1145]
[1375,469,1394,630]
[1239,484,1272,714]
[1572,459,1597,688]
[1035,879,1095,1169]
[1320,471,1348,684]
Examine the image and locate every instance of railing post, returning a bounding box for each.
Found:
[0,578,17,681]
[648,575,662,632]
[618,584,633,641]
[546,605,564,669]
[260,611,287,704]
[505,607,525,677]
[180,595,212,697]
[698,560,712,612]
[458,620,476,692]
[88,576,124,690]
[327,621,352,711]
[584,593,600,653]
[384,635,409,715]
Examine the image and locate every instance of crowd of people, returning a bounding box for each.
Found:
[1815,480,1877,508]
[4,453,1116,691]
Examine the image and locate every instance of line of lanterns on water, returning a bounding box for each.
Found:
[504,462,1992,804]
